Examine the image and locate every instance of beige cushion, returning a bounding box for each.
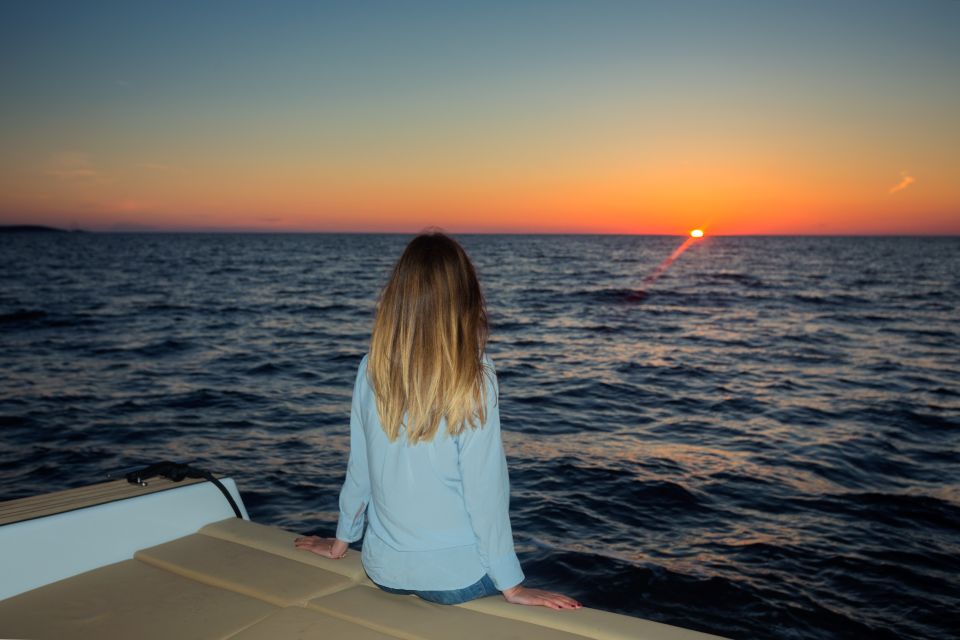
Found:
[227,605,400,640]
[201,519,723,639]
[308,585,592,640]
[460,597,725,640]
[0,559,275,640]
[200,517,371,584]
[135,534,353,606]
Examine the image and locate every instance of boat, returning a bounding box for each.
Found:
[0,464,728,639]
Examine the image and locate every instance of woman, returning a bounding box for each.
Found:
[295,231,580,610]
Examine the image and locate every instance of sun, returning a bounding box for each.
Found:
[690,229,704,238]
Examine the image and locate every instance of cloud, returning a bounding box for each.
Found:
[889,172,915,195]
[47,151,111,183]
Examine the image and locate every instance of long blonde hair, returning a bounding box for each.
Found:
[368,231,492,444]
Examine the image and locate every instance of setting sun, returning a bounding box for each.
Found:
[690,229,704,238]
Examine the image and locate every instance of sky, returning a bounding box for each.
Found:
[1,0,958,234]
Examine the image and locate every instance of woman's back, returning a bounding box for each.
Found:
[338,352,524,591]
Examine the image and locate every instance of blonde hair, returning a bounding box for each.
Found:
[368,230,493,444]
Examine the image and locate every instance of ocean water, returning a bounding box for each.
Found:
[1,232,958,639]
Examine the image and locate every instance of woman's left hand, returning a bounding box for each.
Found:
[294,535,349,559]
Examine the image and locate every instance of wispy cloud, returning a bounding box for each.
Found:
[889,172,915,195]
[47,151,111,183]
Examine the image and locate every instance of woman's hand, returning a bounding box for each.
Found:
[501,584,582,610]
[294,535,349,559]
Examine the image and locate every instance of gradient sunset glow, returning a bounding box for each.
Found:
[1,1,958,235]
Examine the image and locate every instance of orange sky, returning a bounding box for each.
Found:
[1,2,957,234]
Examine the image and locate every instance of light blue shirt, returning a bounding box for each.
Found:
[335,353,525,591]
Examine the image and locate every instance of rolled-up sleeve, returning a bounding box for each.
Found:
[336,357,372,543]
[456,357,525,591]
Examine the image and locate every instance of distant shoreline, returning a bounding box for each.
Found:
[0,225,86,234]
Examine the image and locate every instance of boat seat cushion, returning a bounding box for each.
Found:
[226,605,399,640]
[199,516,371,583]
[0,559,276,640]
[135,533,353,606]
[308,585,592,640]
[461,596,719,640]
[201,518,723,639]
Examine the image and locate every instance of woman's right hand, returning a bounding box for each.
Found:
[501,585,582,610]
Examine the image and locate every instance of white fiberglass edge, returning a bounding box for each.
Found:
[0,478,248,600]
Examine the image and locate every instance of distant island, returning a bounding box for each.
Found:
[0,225,87,233]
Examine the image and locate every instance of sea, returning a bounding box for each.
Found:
[1,232,957,640]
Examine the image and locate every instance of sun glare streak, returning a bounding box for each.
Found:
[630,230,705,300]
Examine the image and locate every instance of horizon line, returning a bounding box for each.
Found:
[2,224,958,238]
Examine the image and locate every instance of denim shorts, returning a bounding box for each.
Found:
[371,573,500,605]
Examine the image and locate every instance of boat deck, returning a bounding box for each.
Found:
[0,514,724,639]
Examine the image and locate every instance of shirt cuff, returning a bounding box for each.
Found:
[335,509,366,543]
[488,552,525,591]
